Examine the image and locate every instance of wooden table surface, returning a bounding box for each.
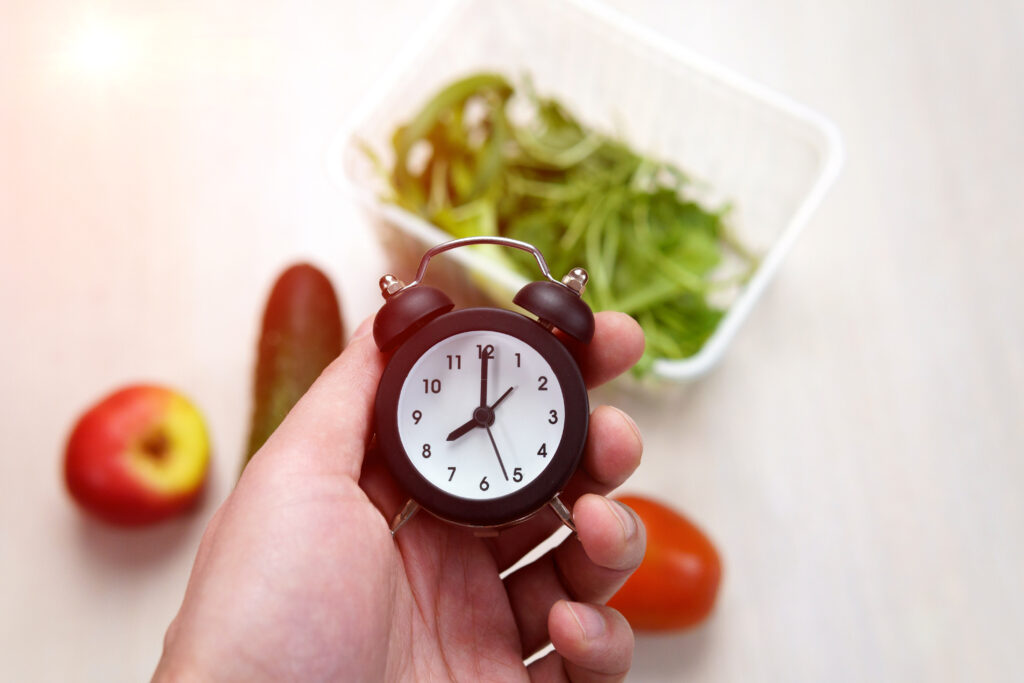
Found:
[2,0,1021,680]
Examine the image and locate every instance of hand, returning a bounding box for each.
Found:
[446,385,515,442]
[155,312,646,682]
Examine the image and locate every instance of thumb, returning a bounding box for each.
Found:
[260,314,384,480]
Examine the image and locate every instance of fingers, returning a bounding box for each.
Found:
[506,494,645,656]
[255,315,383,480]
[528,603,634,682]
[491,406,643,571]
[551,496,646,597]
[563,312,645,389]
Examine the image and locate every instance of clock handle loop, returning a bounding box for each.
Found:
[375,237,594,348]
[407,236,563,288]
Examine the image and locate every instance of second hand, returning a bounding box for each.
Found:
[485,426,509,481]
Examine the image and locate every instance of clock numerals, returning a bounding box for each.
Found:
[398,329,568,503]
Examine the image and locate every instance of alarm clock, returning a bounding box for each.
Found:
[371,237,595,535]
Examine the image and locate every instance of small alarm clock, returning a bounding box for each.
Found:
[372,237,595,535]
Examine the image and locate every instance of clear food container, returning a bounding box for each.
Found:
[328,0,843,381]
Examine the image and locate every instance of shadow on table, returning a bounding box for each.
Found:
[72,509,200,572]
[631,625,715,678]
[69,483,218,573]
[70,470,223,572]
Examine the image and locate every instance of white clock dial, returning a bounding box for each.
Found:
[396,330,566,500]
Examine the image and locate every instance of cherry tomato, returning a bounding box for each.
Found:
[609,494,722,631]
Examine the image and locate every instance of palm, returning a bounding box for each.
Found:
[363,503,528,681]
[179,452,529,680]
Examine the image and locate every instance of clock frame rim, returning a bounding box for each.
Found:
[374,308,589,528]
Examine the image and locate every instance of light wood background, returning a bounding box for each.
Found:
[1,0,1021,680]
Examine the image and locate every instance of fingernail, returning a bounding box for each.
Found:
[606,498,638,541]
[611,406,643,450]
[565,601,606,642]
[350,315,375,342]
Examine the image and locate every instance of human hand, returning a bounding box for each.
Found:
[155,312,646,682]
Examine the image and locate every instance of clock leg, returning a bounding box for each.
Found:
[390,499,420,536]
[548,495,577,534]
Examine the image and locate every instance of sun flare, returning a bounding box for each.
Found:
[62,19,140,80]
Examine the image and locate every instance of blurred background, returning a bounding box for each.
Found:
[2,0,1022,680]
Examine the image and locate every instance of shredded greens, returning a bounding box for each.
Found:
[367,73,757,374]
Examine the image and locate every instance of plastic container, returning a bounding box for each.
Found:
[328,0,844,381]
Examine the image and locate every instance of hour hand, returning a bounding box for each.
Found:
[446,417,477,442]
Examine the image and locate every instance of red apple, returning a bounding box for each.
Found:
[64,384,210,526]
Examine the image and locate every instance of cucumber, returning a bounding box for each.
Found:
[242,264,343,471]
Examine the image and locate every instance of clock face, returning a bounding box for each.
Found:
[396,330,566,500]
[375,308,589,527]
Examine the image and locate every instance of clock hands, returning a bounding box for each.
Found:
[446,385,516,442]
[453,343,510,482]
[485,427,509,481]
